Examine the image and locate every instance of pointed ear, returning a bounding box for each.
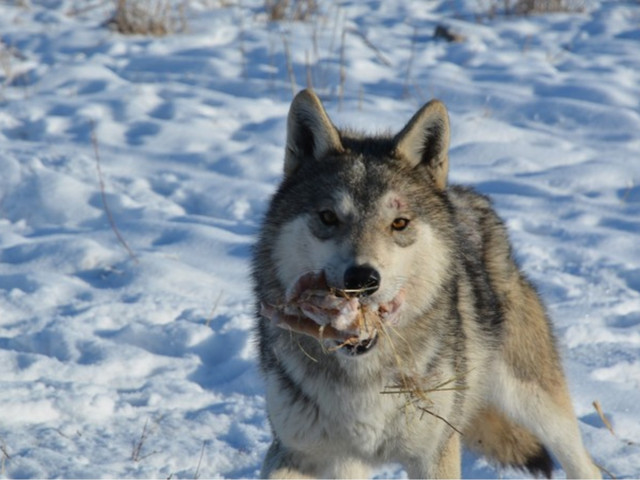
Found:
[394,100,450,190]
[284,89,343,177]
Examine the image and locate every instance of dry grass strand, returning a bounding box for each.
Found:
[131,418,158,462]
[593,400,615,436]
[91,122,139,264]
[109,0,188,36]
[266,0,317,22]
[514,0,585,14]
[0,440,10,477]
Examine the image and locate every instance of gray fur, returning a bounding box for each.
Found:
[252,89,600,479]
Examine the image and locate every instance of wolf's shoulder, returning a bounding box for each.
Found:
[446,184,513,261]
[447,184,494,213]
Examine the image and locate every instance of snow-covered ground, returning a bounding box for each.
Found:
[0,0,639,477]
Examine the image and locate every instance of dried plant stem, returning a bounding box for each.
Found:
[194,441,206,479]
[381,368,466,435]
[266,0,317,22]
[403,26,418,98]
[336,26,390,109]
[593,400,615,436]
[281,33,297,97]
[344,27,391,67]
[91,122,139,264]
[593,399,636,448]
[0,440,10,477]
[110,0,187,36]
[131,419,157,462]
[205,291,224,327]
[67,0,111,16]
[376,322,465,433]
[237,3,248,79]
[296,337,318,362]
[305,50,313,89]
[338,27,346,111]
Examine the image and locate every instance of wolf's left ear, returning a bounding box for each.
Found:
[284,89,343,177]
[394,100,450,190]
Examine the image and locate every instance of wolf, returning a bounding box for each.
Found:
[252,89,601,479]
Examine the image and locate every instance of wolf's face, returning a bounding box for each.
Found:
[266,91,456,349]
[272,162,451,330]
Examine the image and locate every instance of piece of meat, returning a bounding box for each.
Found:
[261,271,373,341]
[260,271,404,345]
[260,302,353,341]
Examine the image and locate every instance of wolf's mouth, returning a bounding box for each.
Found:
[334,330,379,356]
[261,271,404,355]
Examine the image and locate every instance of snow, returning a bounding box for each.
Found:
[0,0,639,478]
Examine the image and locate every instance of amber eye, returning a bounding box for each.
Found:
[319,210,339,226]
[391,217,410,231]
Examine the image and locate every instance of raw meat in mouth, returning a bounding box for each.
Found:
[260,271,404,354]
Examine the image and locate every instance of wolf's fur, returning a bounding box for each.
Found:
[252,89,600,479]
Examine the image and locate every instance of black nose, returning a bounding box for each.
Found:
[343,265,380,296]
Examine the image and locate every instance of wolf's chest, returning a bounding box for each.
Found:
[269,368,404,459]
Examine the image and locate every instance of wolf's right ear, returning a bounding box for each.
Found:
[284,89,343,177]
[394,100,450,190]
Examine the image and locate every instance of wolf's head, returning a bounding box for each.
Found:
[256,90,456,354]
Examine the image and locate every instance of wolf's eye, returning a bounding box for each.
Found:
[391,218,410,231]
[319,210,339,226]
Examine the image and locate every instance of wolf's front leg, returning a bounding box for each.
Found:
[404,432,461,479]
[492,360,601,479]
[262,439,371,479]
[322,457,371,479]
[261,439,317,479]
[434,433,462,478]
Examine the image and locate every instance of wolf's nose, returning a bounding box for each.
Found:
[343,265,380,296]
